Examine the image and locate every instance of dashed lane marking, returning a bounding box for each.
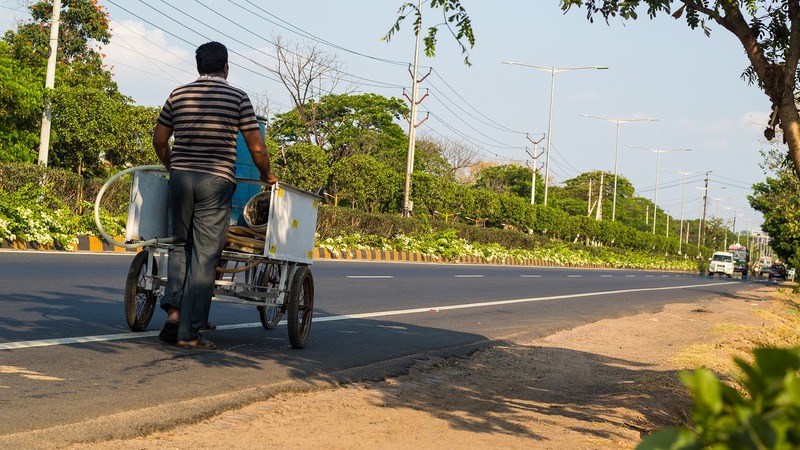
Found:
[346,276,395,279]
[0,281,736,351]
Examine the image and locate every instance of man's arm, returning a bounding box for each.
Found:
[153,123,173,168]
[242,129,278,184]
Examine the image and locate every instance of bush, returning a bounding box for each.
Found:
[0,183,79,249]
[638,347,800,449]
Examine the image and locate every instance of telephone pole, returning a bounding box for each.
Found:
[402,0,430,217]
[38,0,61,167]
[526,134,545,205]
[700,170,711,247]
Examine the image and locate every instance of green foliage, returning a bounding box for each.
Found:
[0,183,78,249]
[316,206,699,270]
[749,152,800,270]
[384,0,475,65]
[2,0,141,178]
[269,93,408,165]
[331,154,401,213]
[474,164,534,200]
[637,347,800,450]
[0,162,130,239]
[272,142,330,192]
[0,41,43,163]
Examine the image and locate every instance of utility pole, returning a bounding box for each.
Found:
[700,170,710,247]
[38,0,61,167]
[595,173,604,221]
[402,0,430,217]
[526,134,545,205]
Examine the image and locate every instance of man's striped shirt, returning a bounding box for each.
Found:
[157,77,260,183]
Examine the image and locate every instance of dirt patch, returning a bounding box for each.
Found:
[65,284,800,449]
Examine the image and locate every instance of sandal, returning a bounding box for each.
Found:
[199,322,217,331]
[178,335,216,350]
[158,320,179,344]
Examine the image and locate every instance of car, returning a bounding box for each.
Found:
[708,251,735,277]
[768,263,787,280]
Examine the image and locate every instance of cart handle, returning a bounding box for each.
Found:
[93,165,173,249]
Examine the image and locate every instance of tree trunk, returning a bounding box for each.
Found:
[710,1,800,177]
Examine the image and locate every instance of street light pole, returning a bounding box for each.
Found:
[662,169,691,254]
[580,114,657,221]
[630,146,691,234]
[502,62,608,206]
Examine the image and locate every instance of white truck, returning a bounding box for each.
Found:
[708,251,735,278]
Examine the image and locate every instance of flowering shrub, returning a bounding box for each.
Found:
[319,229,698,271]
[0,184,78,249]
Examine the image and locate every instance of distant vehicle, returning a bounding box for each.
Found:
[754,257,774,278]
[768,263,787,280]
[708,251,735,278]
[728,243,749,277]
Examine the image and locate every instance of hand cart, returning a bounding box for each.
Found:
[94,166,321,349]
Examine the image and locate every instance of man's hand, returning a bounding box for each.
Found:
[261,170,278,184]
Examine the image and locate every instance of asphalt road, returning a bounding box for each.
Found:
[0,251,754,442]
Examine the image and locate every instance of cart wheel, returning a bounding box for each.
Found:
[257,263,283,329]
[287,266,314,349]
[124,251,158,331]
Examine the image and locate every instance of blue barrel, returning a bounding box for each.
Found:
[231,117,267,225]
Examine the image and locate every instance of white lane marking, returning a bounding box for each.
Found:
[600,275,612,278]
[346,276,394,279]
[454,275,484,278]
[646,275,655,278]
[625,275,636,278]
[567,275,582,278]
[0,281,736,351]
[520,275,542,278]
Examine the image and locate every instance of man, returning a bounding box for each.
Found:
[153,41,278,349]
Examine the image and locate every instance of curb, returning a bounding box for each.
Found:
[1,237,691,271]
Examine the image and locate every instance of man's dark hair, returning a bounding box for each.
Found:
[196,41,228,75]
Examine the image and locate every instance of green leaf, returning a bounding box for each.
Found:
[636,427,702,450]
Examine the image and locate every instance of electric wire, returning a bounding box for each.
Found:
[232,0,409,67]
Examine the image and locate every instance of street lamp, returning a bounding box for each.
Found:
[580,114,657,221]
[502,61,609,206]
[630,146,691,234]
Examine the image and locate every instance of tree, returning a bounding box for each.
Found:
[330,154,401,213]
[416,132,478,181]
[392,1,800,179]
[474,163,535,200]
[270,93,409,168]
[384,0,475,65]
[748,149,800,268]
[272,142,330,192]
[271,35,344,148]
[3,0,138,176]
[0,41,43,163]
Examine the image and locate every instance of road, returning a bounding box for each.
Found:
[0,251,752,443]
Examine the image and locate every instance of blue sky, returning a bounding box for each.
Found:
[1,1,774,232]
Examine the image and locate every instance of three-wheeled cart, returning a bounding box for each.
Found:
[94,166,321,349]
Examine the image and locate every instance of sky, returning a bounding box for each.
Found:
[0,0,776,232]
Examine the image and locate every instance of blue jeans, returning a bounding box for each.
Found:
[160,170,234,342]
